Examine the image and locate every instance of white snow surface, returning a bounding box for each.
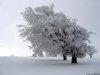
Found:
[0,57,99,75]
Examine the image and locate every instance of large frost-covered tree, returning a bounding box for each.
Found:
[17,4,96,63]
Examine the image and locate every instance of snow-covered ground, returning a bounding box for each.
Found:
[0,57,99,75]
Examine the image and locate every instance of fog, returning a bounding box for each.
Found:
[0,0,100,57]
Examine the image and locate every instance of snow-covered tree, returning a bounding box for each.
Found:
[17,4,96,63]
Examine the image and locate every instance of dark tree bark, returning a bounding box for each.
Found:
[90,55,92,58]
[71,54,77,63]
[63,54,67,61]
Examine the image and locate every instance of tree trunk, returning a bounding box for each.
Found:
[71,54,77,63]
[63,54,67,61]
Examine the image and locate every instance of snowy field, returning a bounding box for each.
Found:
[0,57,99,75]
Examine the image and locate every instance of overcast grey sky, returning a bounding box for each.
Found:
[0,0,100,57]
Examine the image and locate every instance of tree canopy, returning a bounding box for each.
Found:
[17,4,96,63]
